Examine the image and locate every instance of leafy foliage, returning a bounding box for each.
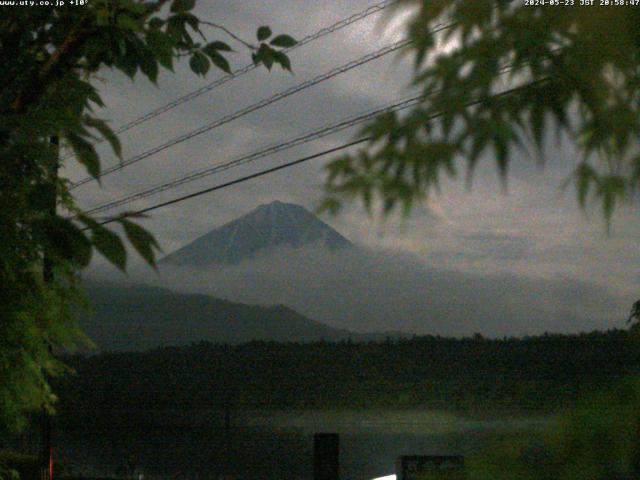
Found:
[0,0,293,431]
[251,28,296,71]
[468,375,640,479]
[322,1,640,224]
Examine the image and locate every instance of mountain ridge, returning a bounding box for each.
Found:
[81,281,406,351]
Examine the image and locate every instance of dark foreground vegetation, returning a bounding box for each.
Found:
[56,329,638,417]
[5,330,639,479]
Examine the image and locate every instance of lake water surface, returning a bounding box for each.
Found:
[57,409,550,480]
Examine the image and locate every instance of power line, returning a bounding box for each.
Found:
[83,95,426,215]
[61,0,398,162]
[85,62,522,215]
[70,22,454,190]
[87,77,550,229]
[91,138,369,227]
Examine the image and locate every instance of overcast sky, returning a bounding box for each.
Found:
[73,0,640,336]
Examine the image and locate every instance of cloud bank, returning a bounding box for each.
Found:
[88,244,627,338]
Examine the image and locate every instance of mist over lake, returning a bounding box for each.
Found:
[55,408,551,480]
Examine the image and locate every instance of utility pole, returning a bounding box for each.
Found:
[40,134,58,480]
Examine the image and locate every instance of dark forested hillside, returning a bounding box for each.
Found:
[82,282,371,350]
[57,330,639,419]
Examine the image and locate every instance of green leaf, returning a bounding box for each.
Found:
[207,51,231,73]
[204,40,232,52]
[116,14,142,32]
[262,52,273,70]
[575,162,596,207]
[170,0,195,13]
[272,50,291,72]
[257,26,272,41]
[189,51,210,76]
[139,49,160,83]
[166,15,185,41]
[269,34,296,48]
[64,131,100,180]
[493,128,511,182]
[148,17,165,29]
[202,42,231,73]
[91,225,127,271]
[87,89,105,108]
[119,218,161,269]
[35,216,92,267]
[598,175,626,229]
[147,29,175,71]
[530,101,545,149]
[180,12,199,31]
[120,0,147,15]
[83,116,122,159]
[317,197,342,215]
[113,43,139,78]
[254,44,273,70]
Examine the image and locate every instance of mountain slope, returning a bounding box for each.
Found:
[81,282,362,351]
[160,201,352,266]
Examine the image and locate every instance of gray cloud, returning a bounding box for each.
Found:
[87,243,628,337]
[70,1,640,336]
[459,232,533,261]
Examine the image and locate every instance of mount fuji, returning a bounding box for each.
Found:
[160,201,353,266]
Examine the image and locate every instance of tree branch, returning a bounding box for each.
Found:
[8,0,172,114]
[144,0,172,17]
[199,21,255,50]
[9,15,92,113]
